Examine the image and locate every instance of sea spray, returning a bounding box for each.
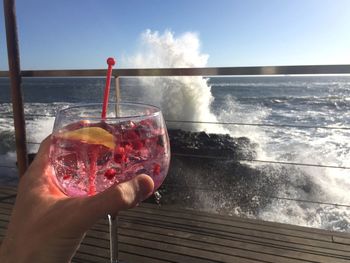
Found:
[127,30,226,133]
[126,30,281,218]
[125,30,350,232]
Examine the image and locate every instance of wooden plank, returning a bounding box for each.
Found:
[120,235,290,263]
[119,250,174,263]
[1,186,350,263]
[0,186,17,192]
[120,243,223,263]
[129,205,350,250]
[84,224,267,263]
[0,186,17,197]
[77,243,109,259]
[120,221,350,263]
[72,253,106,263]
[0,202,14,212]
[0,213,10,222]
[129,205,333,242]
[118,215,350,259]
[81,236,218,263]
[90,220,350,259]
[88,218,350,263]
[141,202,350,238]
[129,204,348,246]
[88,210,350,260]
[77,236,176,263]
[0,227,8,237]
[119,210,350,252]
[333,236,350,245]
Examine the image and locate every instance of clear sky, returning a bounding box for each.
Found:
[1,0,350,70]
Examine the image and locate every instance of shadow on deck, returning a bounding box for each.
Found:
[1,185,350,263]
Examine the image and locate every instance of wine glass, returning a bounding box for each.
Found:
[49,102,171,262]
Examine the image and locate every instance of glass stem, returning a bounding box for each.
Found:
[108,214,119,263]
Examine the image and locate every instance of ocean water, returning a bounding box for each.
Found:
[1,75,350,232]
[1,30,350,232]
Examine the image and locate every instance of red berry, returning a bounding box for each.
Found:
[124,143,133,153]
[114,146,127,163]
[133,140,144,150]
[63,174,71,180]
[153,163,161,176]
[104,168,116,180]
[114,153,126,163]
[115,146,125,154]
[125,130,139,140]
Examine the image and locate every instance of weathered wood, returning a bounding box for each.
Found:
[124,206,333,242]
[0,186,349,263]
[3,0,28,177]
[0,186,17,198]
[118,211,349,251]
[136,203,350,246]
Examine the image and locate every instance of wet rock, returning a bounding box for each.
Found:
[168,129,257,160]
[157,129,320,217]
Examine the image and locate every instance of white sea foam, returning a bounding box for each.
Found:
[26,116,55,153]
[0,152,18,184]
[126,30,226,133]
[125,29,350,232]
[0,103,55,181]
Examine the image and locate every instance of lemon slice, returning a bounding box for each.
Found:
[59,127,114,149]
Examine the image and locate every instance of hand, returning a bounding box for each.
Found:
[0,136,154,263]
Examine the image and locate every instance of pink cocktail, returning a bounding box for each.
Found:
[50,103,170,197]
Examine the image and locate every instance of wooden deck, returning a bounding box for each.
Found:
[1,186,350,263]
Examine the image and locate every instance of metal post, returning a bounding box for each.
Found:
[3,0,28,177]
[114,76,120,116]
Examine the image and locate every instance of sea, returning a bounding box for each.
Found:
[1,75,350,232]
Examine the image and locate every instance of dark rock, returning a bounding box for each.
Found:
[157,129,321,217]
[168,129,257,160]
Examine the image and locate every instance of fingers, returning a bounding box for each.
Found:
[27,135,51,170]
[34,135,52,161]
[83,174,154,223]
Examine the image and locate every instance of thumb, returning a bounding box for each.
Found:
[83,174,154,222]
[25,135,52,172]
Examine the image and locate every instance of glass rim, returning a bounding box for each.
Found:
[57,102,161,120]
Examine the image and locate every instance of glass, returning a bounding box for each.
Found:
[49,102,170,262]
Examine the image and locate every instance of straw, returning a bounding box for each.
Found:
[102,57,116,119]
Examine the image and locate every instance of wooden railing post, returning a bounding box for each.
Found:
[3,0,28,177]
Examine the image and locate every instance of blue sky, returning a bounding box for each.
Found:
[1,0,350,70]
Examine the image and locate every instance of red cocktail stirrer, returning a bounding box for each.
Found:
[101,57,116,119]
